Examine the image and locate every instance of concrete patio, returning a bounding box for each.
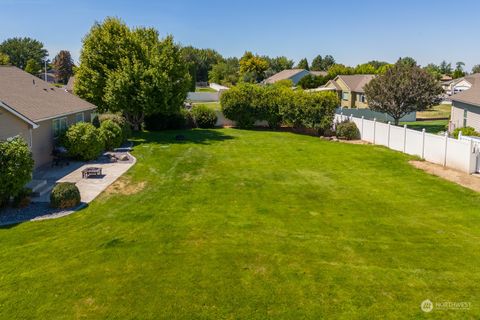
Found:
[31,152,136,203]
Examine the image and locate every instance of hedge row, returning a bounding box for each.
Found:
[220,83,339,131]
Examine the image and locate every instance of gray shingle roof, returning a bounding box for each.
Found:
[0,66,96,123]
[265,69,307,84]
[337,74,375,93]
[451,74,480,107]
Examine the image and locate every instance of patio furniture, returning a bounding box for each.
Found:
[82,167,103,179]
[51,146,70,167]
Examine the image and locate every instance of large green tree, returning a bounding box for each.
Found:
[311,55,335,71]
[181,46,223,83]
[364,61,442,125]
[75,17,190,130]
[296,58,309,70]
[24,59,41,75]
[239,51,268,83]
[52,50,74,84]
[0,37,48,69]
[208,57,239,86]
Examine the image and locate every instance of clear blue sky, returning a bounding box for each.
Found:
[1,0,479,70]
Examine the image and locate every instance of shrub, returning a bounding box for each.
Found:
[452,126,480,139]
[0,137,34,207]
[221,84,338,132]
[63,122,105,161]
[221,83,260,128]
[191,105,217,128]
[144,112,188,130]
[50,182,81,209]
[99,113,131,142]
[336,121,360,140]
[100,120,123,150]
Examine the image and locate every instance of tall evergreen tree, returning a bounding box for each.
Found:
[296,58,309,70]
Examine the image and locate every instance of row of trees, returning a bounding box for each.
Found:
[0,37,75,83]
[220,83,339,131]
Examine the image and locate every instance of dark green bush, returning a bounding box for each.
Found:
[452,126,479,139]
[50,182,81,209]
[0,137,34,207]
[100,120,123,150]
[63,122,105,161]
[191,105,217,128]
[336,121,360,140]
[144,112,188,131]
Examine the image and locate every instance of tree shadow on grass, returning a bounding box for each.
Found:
[131,129,236,147]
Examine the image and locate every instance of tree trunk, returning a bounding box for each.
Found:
[394,118,400,126]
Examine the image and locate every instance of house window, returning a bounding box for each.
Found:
[463,109,468,127]
[342,92,350,101]
[75,112,85,123]
[53,117,68,137]
[357,94,366,103]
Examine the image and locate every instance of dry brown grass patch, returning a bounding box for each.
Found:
[105,177,147,196]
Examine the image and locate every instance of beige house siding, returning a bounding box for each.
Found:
[0,107,31,144]
[450,101,480,132]
[31,110,94,168]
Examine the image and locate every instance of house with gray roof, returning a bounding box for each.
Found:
[323,74,375,108]
[0,66,97,168]
[449,74,480,132]
[264,69,327,85]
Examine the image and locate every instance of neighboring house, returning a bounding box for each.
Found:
[445,74,480,96]
[449,82,480,132]
[0,66,97,168]
[323,74,375,108]
[264,69,327,85]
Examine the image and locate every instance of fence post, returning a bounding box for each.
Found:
[443,132,448,167]
[403,125,407,153]
[373,118,377,144]
[387,121,391,148]
[458,131,463,140]
[361,116,364,138]
[350,114,353,122]
[421,128,426,159]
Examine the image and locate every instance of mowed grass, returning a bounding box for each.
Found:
[416,104,451,119]
[1,129,480,319]
[400,119,449,134]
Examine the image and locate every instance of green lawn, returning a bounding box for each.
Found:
[195,87,217,93]
[1,129,480,319]
[401,120,449,134]
[416,104,451,119]
[193,102,221,111]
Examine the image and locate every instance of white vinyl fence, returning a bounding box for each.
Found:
[335,114,479,174]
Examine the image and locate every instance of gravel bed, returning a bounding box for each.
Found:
[0,202,86,226]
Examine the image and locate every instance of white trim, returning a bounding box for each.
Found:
[34,107,96,123]
[0,101,39,129]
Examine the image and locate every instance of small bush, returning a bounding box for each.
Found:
[100,120,123,150]
[221,83,259,129]
[191,105,217,128]
[452,126,480,139]
[336,121,360,140]
[63,122,105,161]
[50,182,81,209]
[0,137,34,207]
[144,112,187,130]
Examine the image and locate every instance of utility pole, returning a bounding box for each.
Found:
[44,60,47,82]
